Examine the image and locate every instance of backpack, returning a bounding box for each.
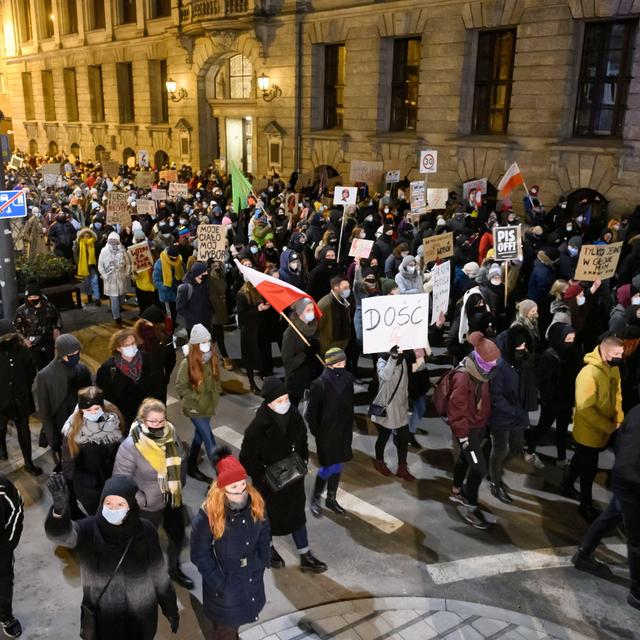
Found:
[177,282,193,301]
[431,367,461,417]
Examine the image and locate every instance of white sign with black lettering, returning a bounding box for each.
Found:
[430,260,450,325]
[362,294,430,355]
[493,225,522,261]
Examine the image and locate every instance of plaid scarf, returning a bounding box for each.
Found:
[130,420,183,507]
[114,352,143,382]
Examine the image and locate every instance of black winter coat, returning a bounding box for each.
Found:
[176,275,213,334]
[613,404,640,491]
[240,404,308,535]
[236,288,263,370]
[0,335,36,416]
[0,474,23,549]
[536,346,582,412]
[305,368,354,466]
[281,316,322,400]
[190,502,270,627]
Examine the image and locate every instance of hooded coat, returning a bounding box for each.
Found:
[176,272,212,334]
[370,355,409,429]
[527,250,556,305]
[394,255,423,294]
[98,239,132,297]
[281,315,322,400]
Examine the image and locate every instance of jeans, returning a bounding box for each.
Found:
[526,405,571,461]
[291,525,309,552]
[318,463,343,480]
[581,495,622,554]
[566,444,600,507]
[489,429,525,484]
[613,479,640,593]
[409,395,427,434]
[375,425,409,465]
[141,505,186,570]
[452,427,486,506]
[109,294,126,320]
[0,546,14,621]
[81,268,100,300]
[189,417,216,466]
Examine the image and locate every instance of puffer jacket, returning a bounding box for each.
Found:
[394,255,423,294]
[573,347,624,448]
[175,357,221,417]
[98,244,132,296]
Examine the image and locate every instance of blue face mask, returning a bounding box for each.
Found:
[94,222,102,230]
[102,506,128,525]
[250,246,259,254]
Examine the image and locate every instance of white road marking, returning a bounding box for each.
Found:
[215,425,244,449]
[166,394,179,406]
[426,544,628,585]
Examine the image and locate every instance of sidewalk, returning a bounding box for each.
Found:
[241,597,592,640]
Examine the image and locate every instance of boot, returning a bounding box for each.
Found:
[24,461,43,476]
[187,461,212,483]
[407,433,422,449]
[310,475,327,518]
[300,550,327,573]
[169,565,195,590]
[270,545,285,569]
[490,481,513,504]
[222,357,234,371]
[115,318,123,328]
[325,474,346,515]
[247,370,261,395]
[572,548,611,576]
[372,459,392,476]
[396,463,416,481]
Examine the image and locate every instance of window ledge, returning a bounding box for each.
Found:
[308,129,351,142]
[147,124,171,132]
[117,124,138,131]
[448,134,519,149]
[369,132,425,145]
[547,138,630,154]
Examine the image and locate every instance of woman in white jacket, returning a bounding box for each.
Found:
[98,231,132,327]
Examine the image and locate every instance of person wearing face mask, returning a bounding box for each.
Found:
[13,282,63,369]
[45,474,180,638]
[314,230,339,262]
[190,448,270,639]
[113,398,192,589]
[609,283,639,333]
[487,327,536,503]
[240,377,326,573]
[47,212,77,259]
[372,224,395,273]
[561,336,625,522]
[526,248,557,308]
[152,245,184,328]
[511,299,542,355]
[61,387,126,516]
[176,262,212,335]
[305,348,354,517]
[317,276,352,356]
[281,298,322,408]
[96,330,155,428]
[306,246,339,301]
[23,207,47,260]
[73,227,101,306]
[564,279,603,352]
[206,260,233,371]
[37,334,92,471]
[98,232,132,328]
[176,325,222,483]
[395,255,423,295]
[352,261,379,348]
[279,251,305,289]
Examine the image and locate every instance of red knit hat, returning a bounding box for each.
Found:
[563,283,583,301]
[215,447,247,488]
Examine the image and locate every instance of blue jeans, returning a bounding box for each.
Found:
[409,395,427,434]
[81,268,100,299]
[109,294,126,319]
[291,525,309,552]
[189,417,216,465]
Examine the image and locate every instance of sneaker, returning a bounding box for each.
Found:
[0,617,22,638]
[571,549,611,576]
[628,590,640,611]
[556,458,570,469]
[449,491,469,507]
[459,505,490,530]
[524,452,545,470]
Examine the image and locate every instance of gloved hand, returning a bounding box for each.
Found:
[304,343,316,356]
[459,437,470,451]
[389,345,400,359]
[168,614,180,634]
[46,473,69,514]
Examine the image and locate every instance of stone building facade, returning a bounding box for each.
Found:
[1,0,640,213]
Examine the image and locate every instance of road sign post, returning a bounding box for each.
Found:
[0,123,19,319]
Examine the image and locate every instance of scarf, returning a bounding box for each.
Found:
[160,250,184,288]
[114,352,143,382]
[66,412,123,446]
[130,420,183,507]
[76,236,96,278]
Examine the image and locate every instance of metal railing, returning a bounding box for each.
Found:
[179,0,253,23]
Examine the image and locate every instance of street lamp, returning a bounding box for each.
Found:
[257,73,282,102]
[165,78,188,102]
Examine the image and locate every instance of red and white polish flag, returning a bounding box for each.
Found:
[497,162,525,198]
[235,259,323,318]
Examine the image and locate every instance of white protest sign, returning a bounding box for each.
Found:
[463,178,488,199]
[9,155,23,170]
[574,242,623,281]
[43,173,60,187]
[333,186,357,206]
[410,180,426,214]
[151,189,167,201]
[41,163,61,175]
[138,150,150,168]
[135,199,156,216]
[419,150,438,174]
[430,260,450,325]
[385,170,401,183]
[493,225,522,261]
[349,238,374,259]
[426,188,448,211]
[168,182,189,198]
[127,241,154,273]
[196,224,227,262]
[362,294,430,355]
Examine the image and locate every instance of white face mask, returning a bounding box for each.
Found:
[365,215,373,222]
[406,266,416,274]
[102,506,128,526]
[84,409,104,422]
[384,208,390,214]
[271,401,290,415]
[576,295,586,306]
[121,345,138,359]
[303,311,315,323]
[490,277,502,286]
[632,296,640,306]
[359,232,366,239]
[199,342,211,353]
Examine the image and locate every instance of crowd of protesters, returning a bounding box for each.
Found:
[0,150,639,639]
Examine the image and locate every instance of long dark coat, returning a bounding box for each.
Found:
[236,288,263,370]
[190,502,270,627]
[240,404,308,536]
[0,335,36,417]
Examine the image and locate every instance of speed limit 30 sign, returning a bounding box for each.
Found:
[419,149,438,174]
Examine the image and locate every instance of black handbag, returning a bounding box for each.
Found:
[368,361,404,418]
[265,451,308,493]
[80,538,132,640]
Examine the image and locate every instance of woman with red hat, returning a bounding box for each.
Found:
[191,448,270,639]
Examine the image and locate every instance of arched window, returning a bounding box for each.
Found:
[95,144,105,161]
[28,139,38,155]
[48,141,59,157]
[123,147,135,165]
[154,149,169,169]
[70,142,80,159]
[214,55,254,100]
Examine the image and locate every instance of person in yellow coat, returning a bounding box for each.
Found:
[561,336,625,522]
[73,228,100,305]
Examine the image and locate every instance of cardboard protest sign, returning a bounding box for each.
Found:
[349,238,374,259]
[349,160,383,185]
[159,169,178,183]
[196,224,227,262]
[103,160,120,179]
[426,188,448,211]
[463,178,488,199]
[574,242,623,281]
[43,173,61,187]
[135,171,155,189]
[419,149,438,174]
[333,186,357,206]
[168,182,189,198]
[135,199,156,216]
[362,294,430,355]
[423,232,453,264]
[151,189,167,201]
[106,192,130,226]
[385,170,401,183]
[285,193,299,217]
[127,241,154,273]
[430,260,451,325]
[493,225,522,261]
[41,163,61,175]
[253,178,269,194]
[410,180,426,214]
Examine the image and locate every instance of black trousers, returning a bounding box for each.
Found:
[566,444,600,507]
[211,324,229,358]
[613,479,640,594]
[0,411,32,464]
[205,620,240,640]
[375,425,409,465]
[526,405,572,461]
[581,494,622,554]
[141,505,185,570]
[0,545,14,621]
[452,428,487,506]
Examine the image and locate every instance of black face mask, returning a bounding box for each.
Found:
[63,353,80,367]
[607,357,624,367]
[146,427,165,440]
[514,350,527,364]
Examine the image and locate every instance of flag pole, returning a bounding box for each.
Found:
[520,175,536,211]
[279,311,326,367]
[336,206,347,263]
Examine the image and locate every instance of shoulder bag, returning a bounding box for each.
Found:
[265,439,308,493]
[368,360,404,418]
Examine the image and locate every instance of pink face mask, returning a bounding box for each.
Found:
[473,350,497,373]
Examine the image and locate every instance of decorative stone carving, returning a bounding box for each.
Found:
[461,0,526,29]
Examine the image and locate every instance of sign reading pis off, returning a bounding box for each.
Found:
[419,150,438,174]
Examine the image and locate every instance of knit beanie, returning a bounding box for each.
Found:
[517,299,537,317]
[324,347,346,365]
[78,390,104,409]
[190,262,208,279]
[131,220,142,233]
[107,231,120,243]
[292,297,313,316]
[462,262,480,278]
[563,283,583,301]
[55,334,81,358]
[141,305,165,325]
[214,447,247,489]
[100,476,139,517]
[189,323,211,345]
[488,263,502,279]
[262,376,287,403]
[568,236,583,248]
[468,331,500,362]
[166,245,180,258]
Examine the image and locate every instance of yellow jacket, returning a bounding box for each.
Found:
[573,347,624,448]
[132,267,156,292]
